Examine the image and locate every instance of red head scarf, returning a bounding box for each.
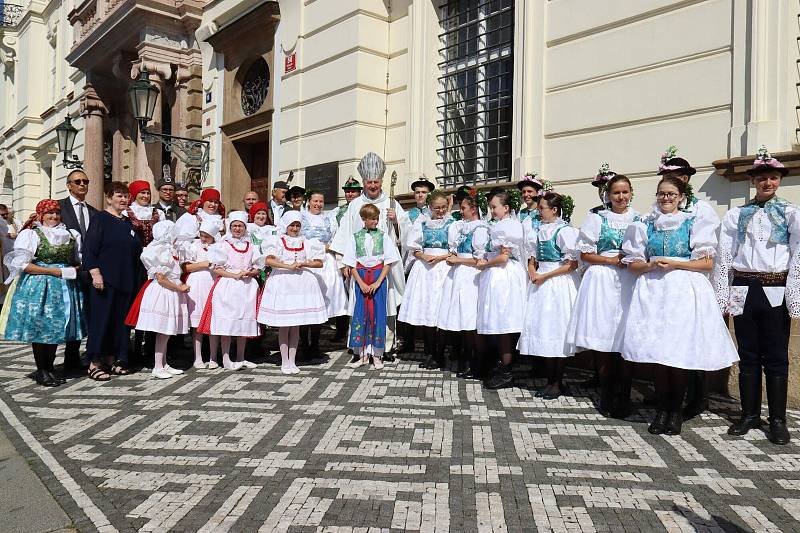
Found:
[128,180,151,199]
[248,201,269,223]
[189,188,225,218]
[23,199,60,230]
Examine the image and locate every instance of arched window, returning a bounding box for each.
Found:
[3,169,12,191]
[240,57,270,116]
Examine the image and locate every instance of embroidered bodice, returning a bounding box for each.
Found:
[422,218,452,249]
[537,225,567,262]
[646,217,695,259]
[597,213,639,254]
[223,241,255,271]
[34,228,75,264]
[302,212,334,243]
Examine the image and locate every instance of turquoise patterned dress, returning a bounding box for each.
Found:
[4,228,85,344]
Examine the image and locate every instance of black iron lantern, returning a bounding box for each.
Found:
[55,115,78,156]
[128,69,160,128]
[55,115,82,169]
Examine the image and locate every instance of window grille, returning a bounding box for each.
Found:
[436,0,514,187]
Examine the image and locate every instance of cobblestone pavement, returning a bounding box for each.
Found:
[1,339,800,533]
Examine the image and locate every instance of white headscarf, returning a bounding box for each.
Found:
[151,220,176,244]
[199,218,223,242]
[225,211,250,243]
[278,210,302,236]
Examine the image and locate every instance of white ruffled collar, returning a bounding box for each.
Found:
[460,219,487,232]
[423,215,451,229]
[35,222,73,245]
[127,202,154,220]
[650,209,691,230]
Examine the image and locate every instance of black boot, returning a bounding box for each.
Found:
[47,346,66,385]
[612,369,633,419]
[308,326,321,359]
[683,371,709,419]
[648,411,669,434]
[766,375,790,445]
[420,329,435,368]
[664,411,683,435]
[32,345,58,387]
[598,379,614,417]
[485,363,513,390]
[728,372,764,436]
[428,337,446,370]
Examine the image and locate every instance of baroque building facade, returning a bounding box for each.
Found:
[199,0,800,219]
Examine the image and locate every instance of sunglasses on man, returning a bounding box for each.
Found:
[70,179,90,185]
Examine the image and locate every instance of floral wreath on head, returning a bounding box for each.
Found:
[466,187,488,216]
[594,163,616,191]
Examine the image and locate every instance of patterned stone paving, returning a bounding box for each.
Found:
[1,339,800,532]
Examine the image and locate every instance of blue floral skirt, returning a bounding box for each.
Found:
[3,263,86,344]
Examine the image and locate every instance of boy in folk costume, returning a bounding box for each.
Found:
[343,204,401,369]
[330,152,408,359]
[715,147,800,445]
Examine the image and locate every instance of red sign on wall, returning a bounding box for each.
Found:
[285,53,297,74]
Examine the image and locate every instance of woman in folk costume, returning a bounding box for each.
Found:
[299,191,348,356]
[399,190,454,369]
[567,173,639,416]
[518,192,580,400]
[2,200,85,386]
[478,190,528,390]
[199,211,264,370]
[180,217,223,370]
[622,176,737,436]
[656,146,722,419]
[125,220,190,379]
[714,147,800,445]
[125,180,160,245]
[174,188,225,239]
[248,201,277,286]
[437,189,490,377]
[258,211,328,374]
[342,203,402,369]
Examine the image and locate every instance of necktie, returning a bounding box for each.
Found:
[77,202,87,237]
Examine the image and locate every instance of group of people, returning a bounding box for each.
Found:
[0,146,796,445]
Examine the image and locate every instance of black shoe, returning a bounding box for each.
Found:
[648,411,669,435]
[456,366,471,378]
[683,399,708,420]
[34,370,59,387]
[768,418,791,445]
[420,355,435,369]
[767,375,791,445]
[664,411,683,435]
[49,370,67,385]
[350,352,360,364]
[540,389,561,401]
[381,352,395,363]
[728,415,763,436]
[485,365,513,390]
[728,372,763,436]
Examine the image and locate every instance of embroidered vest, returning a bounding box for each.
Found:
[34,228,75,265]
[335,204,348,225]
[408,206,428,223]
[354,228,384,257]
[596,213,638,254]
[646,217,695,259]
[422,219,452,249]
[456,225,482,254]
[736,197,790,246]
[536,225,566,262]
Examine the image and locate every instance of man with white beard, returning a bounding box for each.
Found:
[330,152,408,361]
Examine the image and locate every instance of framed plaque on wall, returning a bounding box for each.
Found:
[304,161,339,207]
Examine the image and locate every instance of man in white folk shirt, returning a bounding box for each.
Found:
[714,147,800,446]
[330,152,408,362]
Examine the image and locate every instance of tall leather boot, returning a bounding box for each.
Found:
[485,362,513,390]
[47,345,66,385]
[420,328,436,369]
[728,372,763,436]
[613,366,633,419]
[428,333,446,370]
[683,371,709,419]
[766,375,790,445]
[32,344,57,387]
[309,325,321,359]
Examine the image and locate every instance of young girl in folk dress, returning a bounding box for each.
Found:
[437,191,490,377]
[342,204,402,369]
[125,220,191,379]
[199,211,264,370]
[301,191,348,357]
[399,191,454,369]
[622,176,737,436]
[567,175,639,417]
[518,192,580,400]
[257,211,328,374]
[477,191,528,390]
[180,218,223,370]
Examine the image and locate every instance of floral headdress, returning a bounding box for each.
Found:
[591,162,616,189]
[467,187,488,216]
[517,172,544,191]
[747,145,789,177]
[658,145,679,173]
